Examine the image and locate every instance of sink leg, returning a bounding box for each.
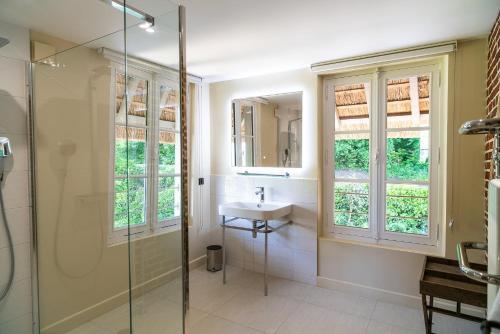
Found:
[264,220,268,296]
[222,215,226,284]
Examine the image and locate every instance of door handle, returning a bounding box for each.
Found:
[457,241,500,285]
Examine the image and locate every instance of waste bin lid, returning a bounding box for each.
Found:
[207,245,222,251]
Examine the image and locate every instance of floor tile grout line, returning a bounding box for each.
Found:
[204,284,247,316]
[368,300,379,320]
[205,314,267,334]
[271,300,305,334]
[300,298,375,321]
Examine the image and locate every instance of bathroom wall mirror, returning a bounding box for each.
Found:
[231,92,302,168]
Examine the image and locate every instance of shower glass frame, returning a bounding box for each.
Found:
[28,2,187,333]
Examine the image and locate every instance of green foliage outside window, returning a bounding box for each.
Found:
[334,183,369,228]
[114,140,178,229]
[158,176,177,221]
[386,184,428,235]
[159,142,176,174]
[386,138,428,181]
[334,137,429,235]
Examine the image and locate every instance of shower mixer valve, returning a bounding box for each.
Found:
[0,137,11,158]
[0,137,12,182]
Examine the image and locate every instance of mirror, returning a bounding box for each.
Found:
[231,92,302,168]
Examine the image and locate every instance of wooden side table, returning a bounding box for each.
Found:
[420,256,487,334]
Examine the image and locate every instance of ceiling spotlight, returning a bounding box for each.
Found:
[101,0,155,28]
[139,22,153,29]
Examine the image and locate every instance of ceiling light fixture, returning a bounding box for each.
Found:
[101,0,155,29]
[139,21,153,29]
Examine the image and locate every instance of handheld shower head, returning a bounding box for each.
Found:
[0,37,10,49]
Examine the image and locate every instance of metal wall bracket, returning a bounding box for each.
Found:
[457,241,500,285]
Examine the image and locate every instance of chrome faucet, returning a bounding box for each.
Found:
[255,186,264,203]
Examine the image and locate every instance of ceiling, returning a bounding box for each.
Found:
[0,0,499,82]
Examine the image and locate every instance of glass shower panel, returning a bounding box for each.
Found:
[125,3,184,333]
[32,26,132,334]
[31,0,184,333]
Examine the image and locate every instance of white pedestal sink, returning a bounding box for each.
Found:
[218,201,293,296]
[218,201,292,220]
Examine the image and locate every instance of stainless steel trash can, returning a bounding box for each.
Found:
[206,245,223,272]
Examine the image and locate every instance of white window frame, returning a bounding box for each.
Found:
[323,60,444,253]
[232,100,256,167]
[107,63,184,245]
[328,74,376,240]
[153,75,182,233]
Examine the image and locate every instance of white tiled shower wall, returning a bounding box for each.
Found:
[211,175,317,285]
[0,21,33,333]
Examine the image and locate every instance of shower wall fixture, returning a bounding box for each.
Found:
[0,137,14,303]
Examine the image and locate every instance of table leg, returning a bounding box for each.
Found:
[222,215,226,284]
[429,296,434,327]
[264,220,268,296]
[422,294,431,334]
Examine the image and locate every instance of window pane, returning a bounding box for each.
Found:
[241,136,254,166]
[158,176,181,222]
[334,82,370,132]
[115,73,148,127]
[386,130,429,181]
[334,182,369,229]
[335,133,369,179]
[114,179,128,229]
[386,75,430,129]
[159,83,178,131]
[240,105,253,136]
[231,136,237,166]
[114,178,146,230]
[114,126,147,176]
[386,184,429,235]
[232,103,236,136]
[159,131,179,174]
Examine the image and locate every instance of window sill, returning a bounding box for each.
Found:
[320,234,444,257]
[108,224,181,248]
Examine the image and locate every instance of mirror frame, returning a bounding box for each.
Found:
[230,91,303,169]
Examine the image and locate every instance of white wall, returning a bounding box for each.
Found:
[318,39,488,306]
[208,40,488,306]
[0,20,33,334]
[212,175,317,284]
[210,68,317,179]
[209,68,318,284]
[188,82,215,262]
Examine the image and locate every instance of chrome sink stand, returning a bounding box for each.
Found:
[221,215,292,296]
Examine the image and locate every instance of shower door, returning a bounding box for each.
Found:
[30,1,185,333]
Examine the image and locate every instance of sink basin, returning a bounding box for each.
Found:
[219,202,292,221]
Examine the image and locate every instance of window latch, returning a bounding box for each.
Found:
[375,150,380,164]
[198,177,205,185]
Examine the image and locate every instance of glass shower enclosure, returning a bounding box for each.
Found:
[30,1,186,333]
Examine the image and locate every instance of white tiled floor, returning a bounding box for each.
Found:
[67,265,481,334]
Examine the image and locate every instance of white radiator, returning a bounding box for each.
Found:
[488,179,500,314]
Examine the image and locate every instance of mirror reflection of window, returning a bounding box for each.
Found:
[231,92,302,168]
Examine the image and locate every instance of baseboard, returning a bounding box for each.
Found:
[317,276,421,309]
[190,254,207,270]
[317,276,485,318]
[42,255,207,334]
